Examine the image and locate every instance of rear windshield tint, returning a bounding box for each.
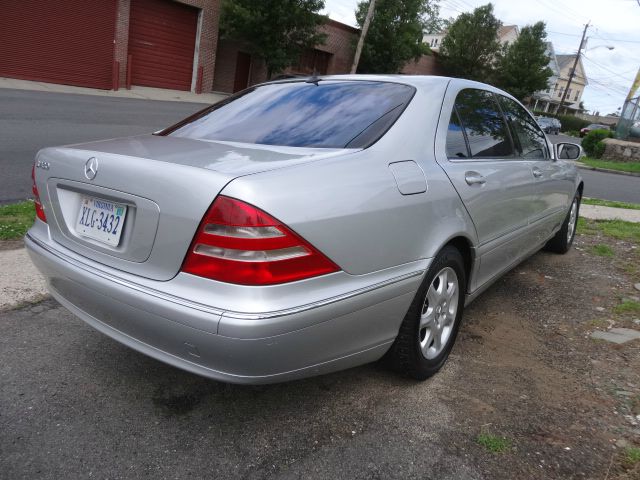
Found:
[159,80,415,148]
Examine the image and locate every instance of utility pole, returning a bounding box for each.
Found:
[350,0,376,74]
[558,21,589,115]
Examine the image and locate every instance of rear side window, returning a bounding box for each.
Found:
[449,89,514,159]
[446,108,470,158]
[499,96,548,159]
[160,81,415,148]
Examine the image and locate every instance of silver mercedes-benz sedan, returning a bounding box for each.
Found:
[26,75,583,384]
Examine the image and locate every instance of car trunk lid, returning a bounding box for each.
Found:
[35,135,353,281]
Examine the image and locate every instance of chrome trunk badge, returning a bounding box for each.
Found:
[84,157,99,180]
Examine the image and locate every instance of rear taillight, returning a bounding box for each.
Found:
[31,165,47,223]
[181,196,340,285]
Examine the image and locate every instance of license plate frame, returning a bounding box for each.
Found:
[75,195,128,247]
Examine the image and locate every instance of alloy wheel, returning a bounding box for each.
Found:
[419,267,459,359]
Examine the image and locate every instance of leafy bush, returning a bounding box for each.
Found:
[594,142,606,158]
[557,115,591,132]
[582,129,613,158]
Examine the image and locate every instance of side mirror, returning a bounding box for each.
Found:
[555,142,583,160]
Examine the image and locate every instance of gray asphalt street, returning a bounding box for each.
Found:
[0,89,204,203]
[547,134,640,204]
[1,299,480,480]
[574,169,640,203]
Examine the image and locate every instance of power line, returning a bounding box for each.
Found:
[536,0,590,23]
[590,34,640,44]
[589,79,630,96]
[441,0,467,14]
[548,31,582,37]
[582,54,636,82]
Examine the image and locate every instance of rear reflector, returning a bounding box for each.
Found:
[181,196,340,285]
[31,165,47,223]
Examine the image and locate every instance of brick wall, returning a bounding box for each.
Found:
[113,0,130,88]
[114,0,220,92]
[317,20,358,74]
[212,19,359,94]
[401,53,445,76]
[211,39,243,93]
[178,0,220,93]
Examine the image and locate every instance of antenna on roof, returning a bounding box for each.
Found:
[305,75,321,85]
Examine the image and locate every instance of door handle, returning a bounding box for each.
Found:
[464,171,486,186]
[532,168,543,178]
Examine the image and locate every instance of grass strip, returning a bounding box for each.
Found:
[0,201,35,240]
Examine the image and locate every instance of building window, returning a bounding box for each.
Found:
[430,38,439,47]
[574,89,580,101]
[558,86,564,98]
[566,88,572,98]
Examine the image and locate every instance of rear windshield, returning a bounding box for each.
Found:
[159,80,415,148]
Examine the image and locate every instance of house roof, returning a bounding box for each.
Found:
[498,25,518,37]
[556,54,589,85]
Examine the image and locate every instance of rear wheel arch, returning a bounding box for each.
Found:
[442,236,474,294]
[577,181,584,198]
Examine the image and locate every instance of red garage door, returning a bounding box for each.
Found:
[0,0,117,90]
[128,0,199,91]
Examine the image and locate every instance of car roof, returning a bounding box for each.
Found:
[262,74,521,103]
[264,74,451,89]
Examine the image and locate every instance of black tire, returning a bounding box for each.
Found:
[389,245,466,380]
[544,191,581,254]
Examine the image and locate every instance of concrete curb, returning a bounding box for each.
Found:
[580,204,640,223]
[576,162,640,177]
[0,246,48,311]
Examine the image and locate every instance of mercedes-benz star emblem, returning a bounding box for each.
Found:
[84,157,99,180]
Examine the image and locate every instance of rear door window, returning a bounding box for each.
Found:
[452,89,514,159]
[446,107,470,158]
[498,96,549,159]
[160,81,415,148]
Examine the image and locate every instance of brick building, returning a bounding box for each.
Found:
[212,20,359,93]
[0,1,357,95]
[0,0,220,92]
[401,54,445,77]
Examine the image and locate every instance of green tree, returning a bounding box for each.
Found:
[354,0,438,74]
[220,0,327,77]
[439,3,502,82]
[494,22,553,101]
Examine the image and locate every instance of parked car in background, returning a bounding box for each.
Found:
[26,75,584,384]
[580,123,610,137]
[536,116,561,135]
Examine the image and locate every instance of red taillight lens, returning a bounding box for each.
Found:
[31,165,47,223]
[181,196,340,285]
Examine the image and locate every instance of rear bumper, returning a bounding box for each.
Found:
[25,232,424,384]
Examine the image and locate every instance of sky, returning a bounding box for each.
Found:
[322,0,640,114]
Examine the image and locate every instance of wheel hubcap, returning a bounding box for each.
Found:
[567,198,578,243]
[419,266,459,359]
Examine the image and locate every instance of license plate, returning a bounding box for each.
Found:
[75,196,127,246]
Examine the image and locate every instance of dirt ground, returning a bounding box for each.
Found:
[445,231,640,479]
[1,230,639,479]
